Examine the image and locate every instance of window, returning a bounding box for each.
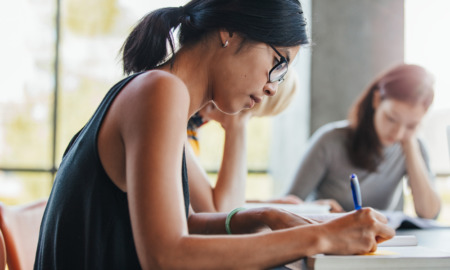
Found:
[0,0,278,204]
[0,0,56,204]
[405,0,450,223]
[0,0,304,205]
[0,0,188,204]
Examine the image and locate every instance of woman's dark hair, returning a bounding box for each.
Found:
[121,0,308,74]
[347,64,435,172]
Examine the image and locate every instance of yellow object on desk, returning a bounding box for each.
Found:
[364,249,398,256]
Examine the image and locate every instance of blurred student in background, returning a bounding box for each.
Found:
[187,71,303,213]
[287,64,441,219]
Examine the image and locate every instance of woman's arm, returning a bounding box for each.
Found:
[402,137,441,219]
[186,143,219,211]
[119,72,394,269]
[188,104,251,212]
[287,131,329,200]
[188,207,318,235]
[286,128,346,213]
[185,208,394,269]
[212,112,249,211]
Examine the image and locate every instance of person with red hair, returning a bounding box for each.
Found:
[288,64,441,219]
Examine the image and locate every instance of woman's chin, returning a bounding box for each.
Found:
[211,101,241,115]
[381,139,396,147]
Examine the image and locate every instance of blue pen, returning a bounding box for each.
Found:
[350,173,362,210]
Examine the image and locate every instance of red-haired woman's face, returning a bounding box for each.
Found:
[373,97,427,146]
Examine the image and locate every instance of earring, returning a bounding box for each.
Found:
[222,40,228,48]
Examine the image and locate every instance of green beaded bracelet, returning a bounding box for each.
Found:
[225,207,246,234]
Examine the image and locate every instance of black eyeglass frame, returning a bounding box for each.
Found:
[268,45,289,83]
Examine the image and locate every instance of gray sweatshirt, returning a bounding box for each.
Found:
[287,120,434,212]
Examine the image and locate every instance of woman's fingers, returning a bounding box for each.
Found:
[315,199,344,213]
[322,208,395,255]
[267,195,303,204]
[357,208,395,247]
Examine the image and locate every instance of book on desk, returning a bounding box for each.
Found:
[305,222,450,269]
[298,211,450,269]
[306,245,450,270]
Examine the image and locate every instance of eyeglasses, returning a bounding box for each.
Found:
[269,45,289,84]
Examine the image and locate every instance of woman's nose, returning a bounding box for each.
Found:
[264,82,278,97]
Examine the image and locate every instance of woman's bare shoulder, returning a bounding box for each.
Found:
[118,70,190,118]
[133,70,189,101]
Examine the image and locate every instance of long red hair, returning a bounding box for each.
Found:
[347,64,434,171]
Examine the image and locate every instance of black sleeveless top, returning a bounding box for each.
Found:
[34,73,190,270]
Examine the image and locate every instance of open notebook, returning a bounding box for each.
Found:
[381,211,447,230]
[301,211,447,230]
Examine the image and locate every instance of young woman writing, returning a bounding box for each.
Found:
[35,1,394,269]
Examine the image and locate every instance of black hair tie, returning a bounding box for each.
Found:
[178,6,192,26]
[178,6,186,17]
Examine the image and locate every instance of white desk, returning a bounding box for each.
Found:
[396,228,450,253]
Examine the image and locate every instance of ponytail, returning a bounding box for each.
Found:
[121,7,183,74]
[122,0,308,75]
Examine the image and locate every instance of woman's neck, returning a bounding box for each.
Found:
[159,42,217,118]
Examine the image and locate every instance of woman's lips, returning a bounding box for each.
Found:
[248,97,255,108]
[247,95,262,109]
[250,95,262,104]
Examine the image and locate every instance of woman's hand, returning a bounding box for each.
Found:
[265,195,304,204]
[319,208,395,255]
[314,199,345,213]
[400,133,418,151]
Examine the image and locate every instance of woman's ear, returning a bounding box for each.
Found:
[372,89,381,110]
[219,30,234,47]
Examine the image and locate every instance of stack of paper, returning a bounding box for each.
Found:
[381,211,446,230]
[306,235,450,270]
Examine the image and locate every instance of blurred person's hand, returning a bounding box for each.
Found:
[265,195,304,204]
[314,199,345,213]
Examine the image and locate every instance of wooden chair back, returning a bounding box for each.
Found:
[0,200,47,270]
[0,229,6,270]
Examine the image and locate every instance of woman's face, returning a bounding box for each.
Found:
[211,41,300,114]
[373,97,427,146]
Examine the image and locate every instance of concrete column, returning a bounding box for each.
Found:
[269,0,312,196]
[269,0,404,196]
[310,0,404,133]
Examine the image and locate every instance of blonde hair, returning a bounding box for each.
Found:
[251,70,298,117]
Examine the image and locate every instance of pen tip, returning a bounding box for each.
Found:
[350,173,356,178]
